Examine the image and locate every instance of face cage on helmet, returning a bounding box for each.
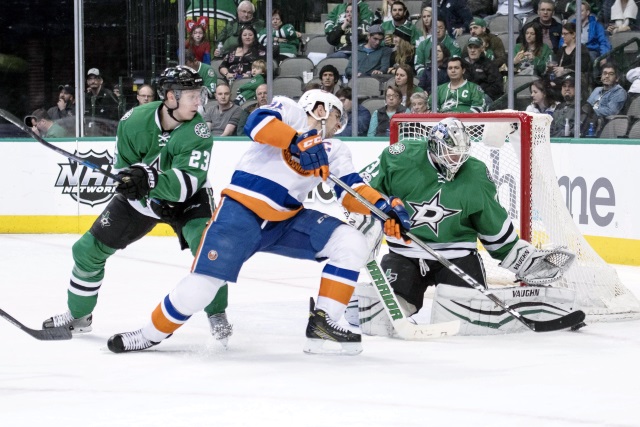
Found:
[428,134,470,181]
[311,103,348,138]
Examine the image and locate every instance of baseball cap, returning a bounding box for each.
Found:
[467,37,483,47]
[470,17,487,28]
[368,24,384,36]
[562,73,576,85]
[58,84,74,95]
[24,108,50,127]
[87,68,100,77]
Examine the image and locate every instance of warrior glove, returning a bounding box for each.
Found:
[115,163,158,200]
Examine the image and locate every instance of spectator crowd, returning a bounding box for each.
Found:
[33,0,640,138]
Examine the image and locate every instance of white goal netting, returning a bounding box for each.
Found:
[390,111,640,322]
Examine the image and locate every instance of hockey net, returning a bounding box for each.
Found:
[389,111,640,322]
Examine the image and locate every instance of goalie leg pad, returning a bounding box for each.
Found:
[431,284,579,335]
[345,282,416,337]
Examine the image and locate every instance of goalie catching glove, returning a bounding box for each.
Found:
[374,196,412,242]
[289,130,329,181]
[115,163,158,200]
[499,240,576,285]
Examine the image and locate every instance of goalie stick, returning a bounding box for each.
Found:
[0,308,72,341]
[363,259,460,339]
[330,175,586,333]
[0,108,123,182]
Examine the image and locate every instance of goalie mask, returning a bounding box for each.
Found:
[428,117,471,181]
[298,89,348,138]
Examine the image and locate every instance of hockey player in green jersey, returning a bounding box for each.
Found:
[428,57,486,113]
[356,117,574,323]
[43,66,233,345]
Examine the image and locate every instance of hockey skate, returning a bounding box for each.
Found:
[303,298,362,356]
[42,310,93,334]
[208,312,233,348]
[107,329,159,353]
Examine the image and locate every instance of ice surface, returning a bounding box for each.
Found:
[1,234,639,427]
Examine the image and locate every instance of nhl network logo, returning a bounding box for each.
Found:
[55,150,117,207]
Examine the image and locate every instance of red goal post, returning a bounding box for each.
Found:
[388,111,640,322]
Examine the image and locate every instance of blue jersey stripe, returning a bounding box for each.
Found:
[333,172,364,199]
[231,170,302,209]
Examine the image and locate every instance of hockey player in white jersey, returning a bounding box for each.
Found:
[107,89,412,355]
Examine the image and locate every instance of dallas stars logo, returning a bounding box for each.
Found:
[158,132,170,146]
[100,211,111,227]
[407,190,461,236]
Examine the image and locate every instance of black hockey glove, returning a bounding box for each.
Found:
[148,198,179,223]
[115,164,158,200]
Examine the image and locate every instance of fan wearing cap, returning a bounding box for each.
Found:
[47,84,75,121]
[550,74,581,137]
[24,108,68,138]
[387,24,415,73]
[468,17,506,69]
[464,36,504,103]
[380,1,421,47]
[85,68,120,128]
[345,25,393,78]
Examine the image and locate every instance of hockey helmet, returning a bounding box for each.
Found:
[156,66,204,100]
[428,117,471,181]
[298,89,348,136]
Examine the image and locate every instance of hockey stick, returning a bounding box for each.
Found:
[330,175,586,333]
[0,308,72,341]
[363,259,460,339]
[0,108,123,182]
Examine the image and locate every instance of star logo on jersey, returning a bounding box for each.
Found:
[441,98,458,112]
[158,132,170,146]
[194,122,211,138]
[407,190,461,236]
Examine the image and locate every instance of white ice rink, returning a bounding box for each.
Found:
[1,234,639,427]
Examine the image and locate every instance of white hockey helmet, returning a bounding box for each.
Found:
[298,89,348,137]
[428,117,471,181]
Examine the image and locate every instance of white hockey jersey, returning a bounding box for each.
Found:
[222,96,379,221]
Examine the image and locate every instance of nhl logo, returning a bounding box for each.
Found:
[55,150,117,207]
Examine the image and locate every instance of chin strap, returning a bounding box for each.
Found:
[162,100,182,123]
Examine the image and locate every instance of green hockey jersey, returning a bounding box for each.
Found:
[428,80,486,113]
[114,101,213,210]
[362,139,519,261]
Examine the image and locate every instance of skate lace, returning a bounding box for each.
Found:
[325,316,350,334]
[120,329,154,351]
[51,311,75,327]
